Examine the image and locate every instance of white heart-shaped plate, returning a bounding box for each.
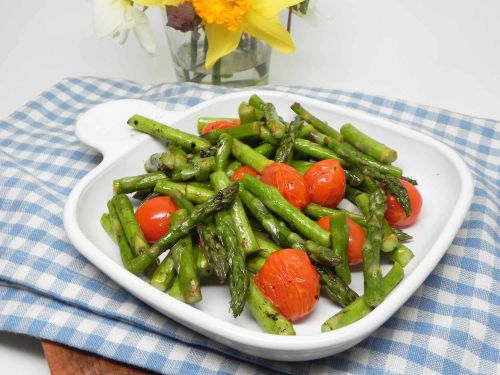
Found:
[64,90,473,361]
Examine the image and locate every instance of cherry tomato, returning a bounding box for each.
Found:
[303,159,346,208]
[261,163,310,210]
[201,119,240,135]
[384,180,422,228]
[231,166,259,182]
[317,216,366,266]
[135,196,178,243]
[254,249,320,322]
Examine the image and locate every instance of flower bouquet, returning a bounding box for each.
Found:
[93,0,310,86]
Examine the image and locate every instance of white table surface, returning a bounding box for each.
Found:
[1,0,499,373]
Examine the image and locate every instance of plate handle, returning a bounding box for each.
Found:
[75,99,183,160]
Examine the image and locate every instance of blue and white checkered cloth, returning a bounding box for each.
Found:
[0,77,498,374]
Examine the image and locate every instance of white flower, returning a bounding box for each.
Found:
[93,0,156,54]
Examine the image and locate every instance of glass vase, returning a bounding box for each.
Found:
[164,26,271,87]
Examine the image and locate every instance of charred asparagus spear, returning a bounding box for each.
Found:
[263,103,286,139]
[216,211,249,317]
[127,184,239,275]
[226,143,275,177]
[329,214,351,284]
[387,243,415,267]
[247,279,296,335]
[302,203,366,226]
[150,253,175,292]
[197,223,229,283]
[202,121,262,142]
[105,201,135,268]
[111,194,150,257]
[362,187,387,307]
[317,267,358,308]
[214,133,232,171]
[239,189,340,266]
[238,102,258,124]
[128,114,211,152]
[291,102,343,141]
[210,171,259,254]
[168,210,201,304]
[322,263,404,331]
[113,172,166,195]
[241,174,331,247]
[154,179,215,204]
[340,123,397,163]
[274,116,302,163]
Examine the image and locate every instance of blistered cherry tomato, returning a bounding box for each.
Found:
[317,216,366,266]
[135,196,178,243]
[201,120,240,135]
[254,249,320,322]
[231,166,259,181]
[303,159,346,208]
[384,180,422,228]
[261,163,310,210]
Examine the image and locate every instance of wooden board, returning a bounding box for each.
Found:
[41,340,155,375]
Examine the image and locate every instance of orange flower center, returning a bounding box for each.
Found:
[191,0,250,31]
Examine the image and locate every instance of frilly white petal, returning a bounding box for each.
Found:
[131,7,156,54]
[93,0,128,37]
[118,28,130,44]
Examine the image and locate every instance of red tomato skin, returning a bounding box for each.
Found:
[231,166,259,182]
[201,120,240,135]
[303,159,346,208]
[261,163,310,210]
[135,196,178,243]
[254,249,320,322]
[384,180,422,228]
[317,216,366,266]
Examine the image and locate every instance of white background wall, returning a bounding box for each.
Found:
[1,1,499,119]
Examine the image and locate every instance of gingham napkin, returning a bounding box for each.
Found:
[0,77,498,375]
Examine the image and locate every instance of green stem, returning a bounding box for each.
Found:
[212,59,222,85]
